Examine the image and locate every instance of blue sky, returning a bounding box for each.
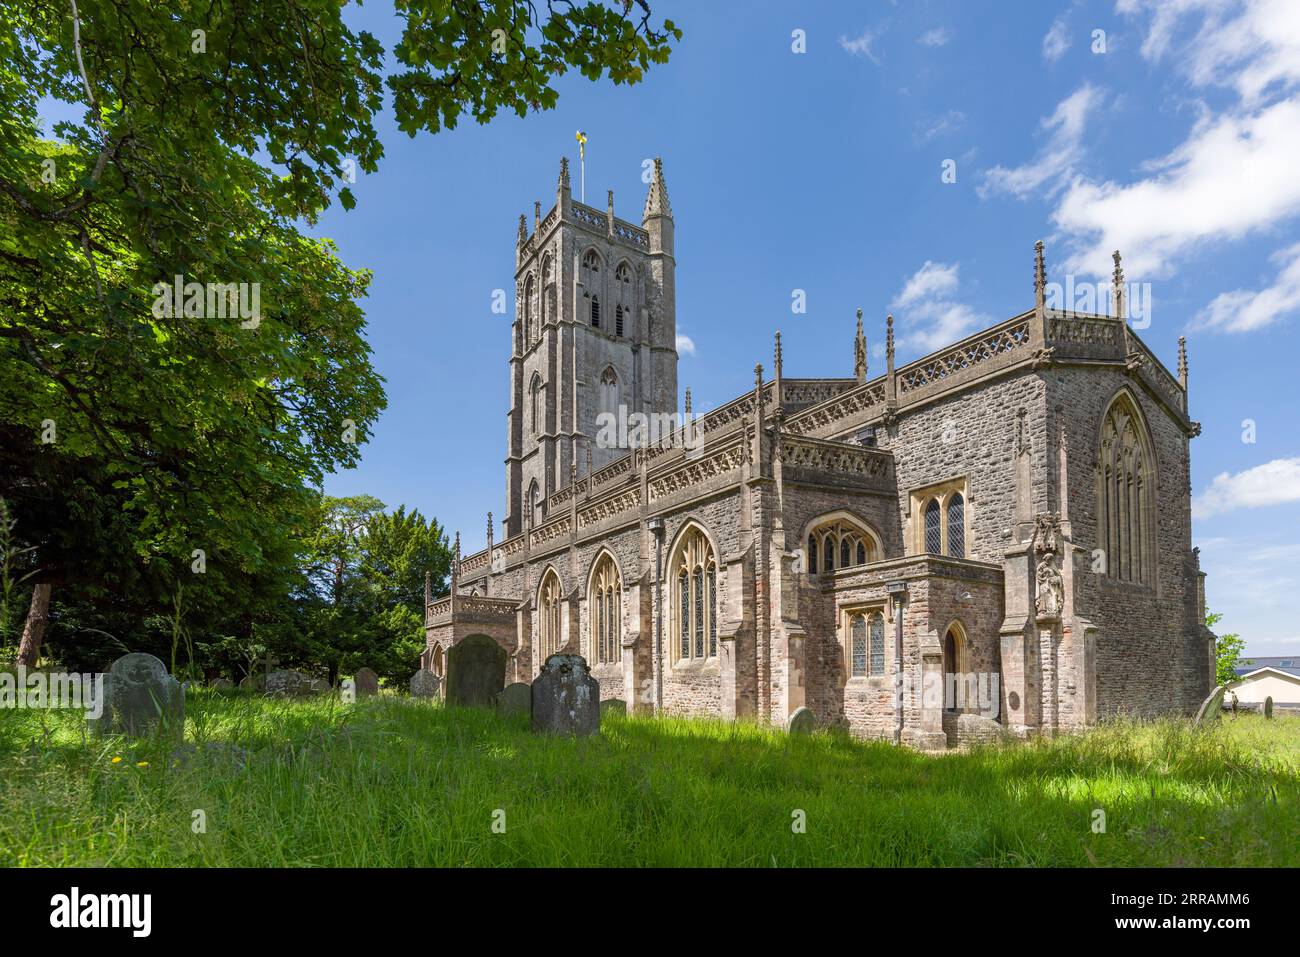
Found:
[41,1,1300,654]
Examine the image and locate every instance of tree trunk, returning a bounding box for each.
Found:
[16,582,52,668]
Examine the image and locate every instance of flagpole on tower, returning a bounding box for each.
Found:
[575,130,587,203]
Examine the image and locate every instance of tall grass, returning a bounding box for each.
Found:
[0,692,1295,867]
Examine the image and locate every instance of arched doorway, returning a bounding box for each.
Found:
[942,623,967,712]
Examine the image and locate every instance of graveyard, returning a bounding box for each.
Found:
[0,670,1295,867]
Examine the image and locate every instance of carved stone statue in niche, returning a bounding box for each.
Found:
[1035,549,1063,620]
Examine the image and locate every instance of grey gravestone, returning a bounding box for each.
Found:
[445,635,507,708]
[788,706,816,735]
[409,670,441,700]
[354,667,379,697]
[266,670,326,697]
[497,682,532,718]
[531,653,599,736]
[91,652,185,739]
[239,673,265,691]
[600,698,627,717]
[1264,695,1274,719]
[209,678,234,689]
[1193,685,1226,726]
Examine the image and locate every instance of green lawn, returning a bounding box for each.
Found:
[0,691,1295,866]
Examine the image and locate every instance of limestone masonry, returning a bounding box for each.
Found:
[423,158,1214,748]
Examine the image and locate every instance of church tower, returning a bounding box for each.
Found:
[504,157,679,538]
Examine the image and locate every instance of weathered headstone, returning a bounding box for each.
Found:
[445,634,507,708]
[788,706,816,735]
[238,673,264,691]
[354,667,379,697]
[209,678,234,690]
[1264,695,1274,719]
[409,670,441,700]
[531,653,599,736]
[91,652,185,738]
[1192,685,1226,726]
[599,698,627,717]
[497,682,532,718]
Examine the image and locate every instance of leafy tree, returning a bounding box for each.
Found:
[0,0,677,666]
[1207,610,1245,688]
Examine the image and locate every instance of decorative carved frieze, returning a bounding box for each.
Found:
[781,436,892,480]
[531,514,572,547]
[898,321,1031,393]
[783,382,886,436]
[648,444,747,501]
[1048,316,1120,346]
[579,488,641,528]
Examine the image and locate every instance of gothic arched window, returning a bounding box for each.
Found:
[590,553,621,665]
[541,254,553,327]
[671,524,717,663]
[806,515,880,574]
[947,493,966,559]
[615,261,632,336]
[523,274,535,346]
[924,499,942,554]
[529,374,542,437]
[1098,392,1156,584]
[528,480,543,528]
[599,366,619,420]
[850,616,867,677]
[538,569,562,663]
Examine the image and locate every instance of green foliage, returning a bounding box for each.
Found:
[0,1,674,675]
[1,698,1296,866]
[1207,610,1245,687]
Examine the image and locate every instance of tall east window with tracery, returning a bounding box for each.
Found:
[590,554,621,665]
[1097,392,1155,584]
[672,525,717,662]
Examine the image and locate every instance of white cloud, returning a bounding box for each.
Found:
[1196,241,1300,332]
[1054,97,1300,278]
[889,262,988,353]
[979,84,1103,200]
[1042,15,1072,62]
[916,109,965,143]
[1193,457,1300,518]
[1120,0,1300,106]
[675,333,696,356]
[919,27,951,48]
[840,28,882,64]
[1036,1,1300,279]
[894,261,960,307]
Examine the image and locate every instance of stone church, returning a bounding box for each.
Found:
[423,157,1214,748]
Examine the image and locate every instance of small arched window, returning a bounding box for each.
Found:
[599,366,619,419]
[947,493,965,559]
[924,499,942,554]
[538,569,563,662]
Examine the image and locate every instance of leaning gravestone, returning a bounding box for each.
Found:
[353,667,379,697]
[409,670,441,700]
[1192,685,1226,726]
[788,706,816,735]
[531,653,599,736]
[1264,695,1274,719]
[497,682,532,718]
[445,635,508,708]
[91,652,185,739]
[600,698,627,717]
